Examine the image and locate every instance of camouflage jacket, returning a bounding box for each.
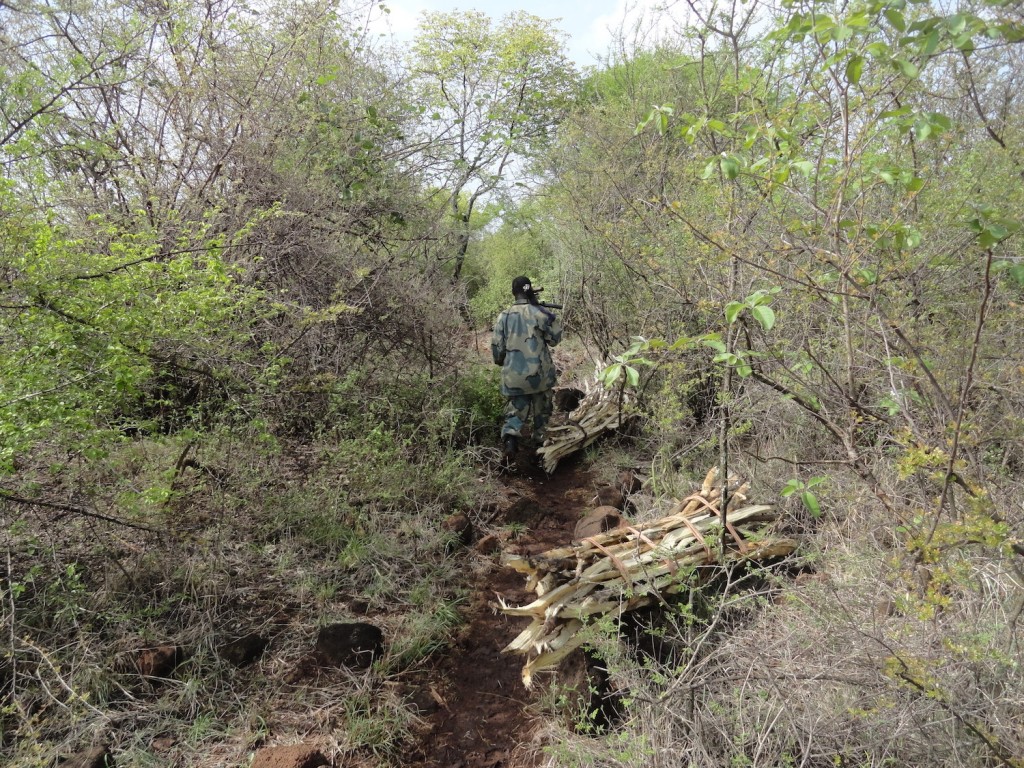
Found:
[491,299,563,396]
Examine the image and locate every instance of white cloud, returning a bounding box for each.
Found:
[368,1,424,42]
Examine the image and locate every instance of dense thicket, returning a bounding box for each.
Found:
[527,1,1024,765]
[2,0,1022,766]
[0,1,519,762]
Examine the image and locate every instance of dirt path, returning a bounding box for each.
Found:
[405,453,594,768]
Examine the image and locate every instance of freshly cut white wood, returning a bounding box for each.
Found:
[499,470,799,687]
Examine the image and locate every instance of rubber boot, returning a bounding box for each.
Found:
[502,434,519,458]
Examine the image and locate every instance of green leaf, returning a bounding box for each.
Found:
[866,41,891,58]
[895,58,919,78]
[879,106,912,119]
[856,266,875,283]
[625,366,640,388]
[812,15,836,34]
[781,479,801,497]
[884,8,906,31]
[880,395,901,416]
[946,14,967,35]
[725,301,745,324]
[954,33,976,52]
[1008,263,1024,286]
[792,160,814,177]
[737,363,753,378]
[720,155,740,179]
[751,305,776,331]
[845,54,864,84]
[800,491,822,517]
[600,363,623,387]
[921,29,941,56]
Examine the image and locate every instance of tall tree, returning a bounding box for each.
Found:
[408,10,578,282]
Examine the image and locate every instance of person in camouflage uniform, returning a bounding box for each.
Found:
[491,276,563,458]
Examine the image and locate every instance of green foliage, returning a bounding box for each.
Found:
[453,363,506,439]
[598,337,650,389]
[534,4,1024,761]
[387,597,464,669]
[464,207,561,325]
[3,0,1024,764]
[337,686,419,759]
[725,288,780,332]
[410,9,578,281]
[780,476,826,518]
[0,186,265,474]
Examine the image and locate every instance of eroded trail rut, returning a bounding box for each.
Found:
[406,455,594,768]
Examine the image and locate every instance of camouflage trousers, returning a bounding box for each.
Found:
[500,390,554,445]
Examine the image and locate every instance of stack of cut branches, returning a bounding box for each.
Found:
[500,468,798,686]
[538,376,633,473]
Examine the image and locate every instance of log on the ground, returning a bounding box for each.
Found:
[537,375,633,473]
[499,468,798,686]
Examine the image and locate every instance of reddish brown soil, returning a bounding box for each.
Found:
[404,451,594,768]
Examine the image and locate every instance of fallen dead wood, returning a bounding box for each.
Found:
[537,374,633,473]
[500,468,798,687]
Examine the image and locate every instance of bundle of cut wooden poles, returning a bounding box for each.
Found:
[537,377,633,473]
[500,468,798,687]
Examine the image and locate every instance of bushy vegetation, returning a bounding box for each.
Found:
[2,0,1022,766]
[525,1,1024,766]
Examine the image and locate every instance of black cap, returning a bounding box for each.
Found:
[512,276,532,296]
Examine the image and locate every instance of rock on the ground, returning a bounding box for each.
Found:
[62,745,112,768]
[315,622,384,668]
[591,470,644,511]
[617,469,643,495]
[218,632,269,667]
[474,533,501,555]
[591,485,626,510]
[574,507,625,541]
[250,744,329,768]
[151,735,175,753]
[443,512,473,548]
[133,645,184,677]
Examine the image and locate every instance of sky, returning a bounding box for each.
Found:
[365,0,686,68]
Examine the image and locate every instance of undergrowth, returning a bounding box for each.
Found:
[1,364,495,767]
